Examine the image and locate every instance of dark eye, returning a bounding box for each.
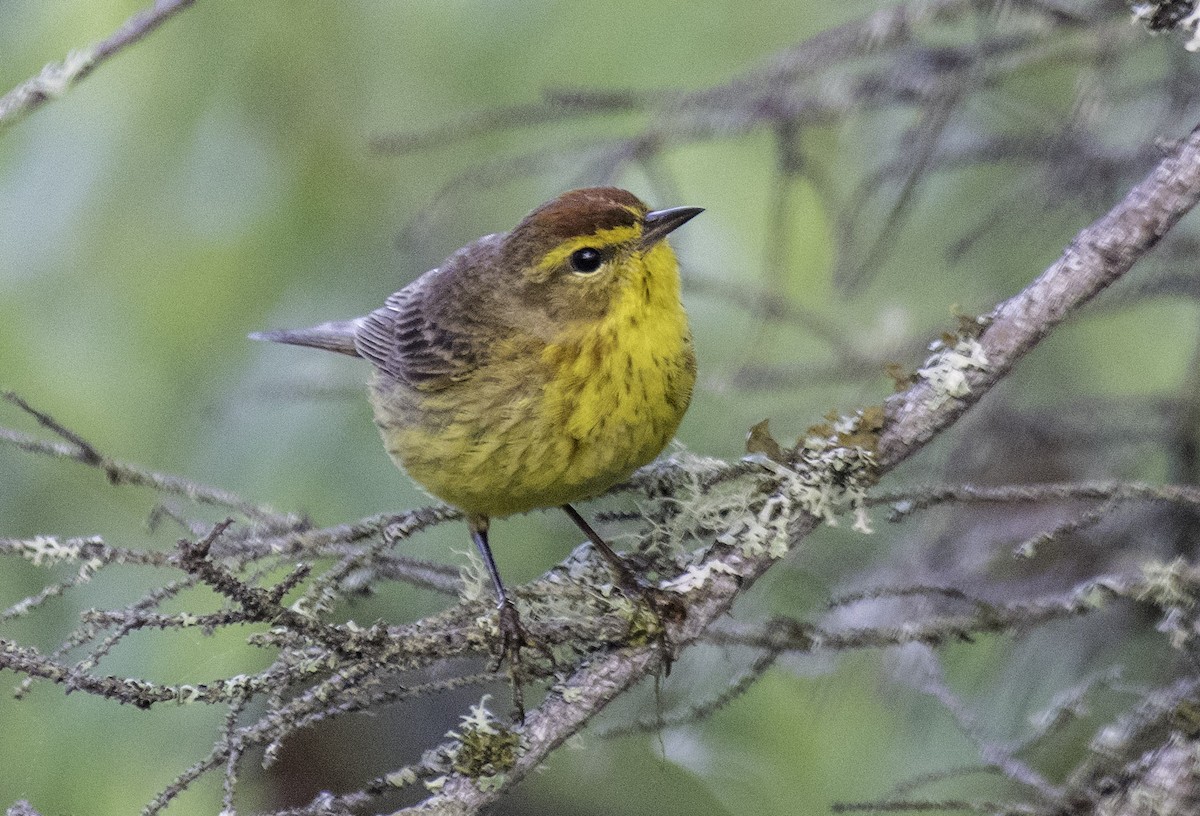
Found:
[569,247,604,274]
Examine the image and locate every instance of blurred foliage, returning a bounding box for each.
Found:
[4,1,1200,815]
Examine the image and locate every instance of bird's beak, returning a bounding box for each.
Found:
[640,206,703,249]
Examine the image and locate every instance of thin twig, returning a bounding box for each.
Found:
[871,481,1200,516]
[1,394,298,525]
[0,0,199,129]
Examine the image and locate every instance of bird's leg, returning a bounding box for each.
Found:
[471,516,548,721]
[470,519,527,656]
[560,504,683,669]
[560,504,640,589]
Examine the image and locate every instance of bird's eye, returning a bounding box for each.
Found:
[569,247,604,274]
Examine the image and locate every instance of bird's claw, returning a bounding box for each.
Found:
[490,599,555,722]
[610,570,685,675]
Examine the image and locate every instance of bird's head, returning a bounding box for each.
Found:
[499,187,702,323]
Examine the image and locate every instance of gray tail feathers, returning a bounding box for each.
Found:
[249,319,363,358]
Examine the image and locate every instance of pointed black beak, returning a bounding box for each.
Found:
[640,205,703,249]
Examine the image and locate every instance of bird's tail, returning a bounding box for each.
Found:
[249,319,362,357]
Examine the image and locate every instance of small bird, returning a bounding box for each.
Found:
[252,187,701,658]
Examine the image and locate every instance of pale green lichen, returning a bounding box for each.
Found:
[444,695,521,783]
[177,685,204,705]
[46,49,97,95]
[289,589,334,618]
[916,335,989,409]
[457,547,491,605]
[660,559,742,594]
[1176,7,1200,51]
[780,410,879,535]
[715,477,794,558]
[1137,558,1199,649]
[1076,583,1114,610]
[9,535,100,567]
[633,451,759,554]
[386,767,418,787]
[654,417,878,595]
[1,540,107,620]
[1138,558,1197,609]
[1131,1,1200,50]
[0,48,97,125]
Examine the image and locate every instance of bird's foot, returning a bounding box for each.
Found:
[489,599,555,722]
[604,560,685,675]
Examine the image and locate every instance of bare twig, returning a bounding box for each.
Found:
[900,646,1063,800]
[871,481,1200,515]
[1,394,298,526]
[0,0,198,129]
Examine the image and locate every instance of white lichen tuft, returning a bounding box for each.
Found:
[1186,9,1200,50]
[659,412,880,595]
[386,767,419,788]
[7,535,99,567]
[916,336,989,409]
[1130,1,1200,50]
[454,696,502,736]
[659,558,742,593]
[440,694,521,784]
[1137,558,1199,649]
[456,547,491,604]
[29,49,96,99]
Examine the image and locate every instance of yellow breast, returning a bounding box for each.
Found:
[374,242,694,519]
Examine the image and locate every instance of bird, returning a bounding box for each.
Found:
[251,186,701,661]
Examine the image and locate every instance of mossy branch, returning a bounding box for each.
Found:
[5,3,1200,815]
[3,109,1200,811]
[404,117,1200,814]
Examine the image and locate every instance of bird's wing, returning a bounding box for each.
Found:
[354,238,501,390]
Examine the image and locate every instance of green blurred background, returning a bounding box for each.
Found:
[2,2,1193,814]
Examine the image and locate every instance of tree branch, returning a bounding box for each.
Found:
[403,115,1200,814]
[0,392,297,526]
[877,122,1200,468]
[0,0,198,130]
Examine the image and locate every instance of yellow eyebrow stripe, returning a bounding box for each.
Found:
[535,224,642,272]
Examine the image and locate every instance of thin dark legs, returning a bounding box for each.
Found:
[469,515,529,718]
[560,503,641,592]
[561,503,680,670]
